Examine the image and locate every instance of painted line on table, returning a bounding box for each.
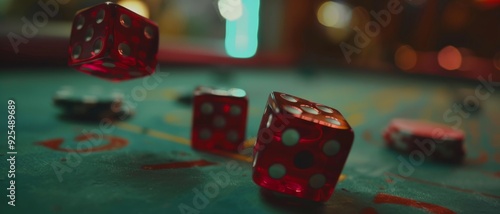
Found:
[162,89,181,100]
[116,123,349,178]
[208,150,252,163]
[115,122,189,145]
[385,172,500,199]
[342,86,419,119]
[346,113,364,128]
[374,193,455,214]
[244,137,256,148]
[115,122,252,163]
[338,174,346,182]
[144,88,180,100]
[115,122,143,133]
[148,129,190,145]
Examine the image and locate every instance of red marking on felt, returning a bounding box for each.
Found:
[360,207,378,214]
[476,0,500,8]
[37,138,64,149]
[494,172,500,178]
[374,193,455,214]
[385,172,500,199]
[482,171,500,179]
[466,151,489,165]
[141,159,217,170]
[37,135,128,153]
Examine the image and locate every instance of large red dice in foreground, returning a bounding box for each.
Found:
[68,2,159,81]
[252,92,354,202]
[191,86,248,152]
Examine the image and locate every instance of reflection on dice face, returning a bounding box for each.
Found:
[252,92,354,202]
[68,2,159,81]
[191,86,248,153]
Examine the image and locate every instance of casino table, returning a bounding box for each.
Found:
[1,67,499,214]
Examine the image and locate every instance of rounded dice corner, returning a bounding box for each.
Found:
[252,92,356,202]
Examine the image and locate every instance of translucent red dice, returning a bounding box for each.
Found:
[191,86,248,152]
[252,92,354,202]
[68,2,159,81]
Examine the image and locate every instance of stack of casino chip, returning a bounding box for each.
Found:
[53,85,133,121]
[383,118,465,163]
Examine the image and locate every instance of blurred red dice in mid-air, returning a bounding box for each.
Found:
[252,92,354,202]
[191,86,248,153]
[68,2,158,81]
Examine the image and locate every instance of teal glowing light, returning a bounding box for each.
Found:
[224,0,260,58]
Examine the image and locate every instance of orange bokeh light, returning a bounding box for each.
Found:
[395,45,418,71]
[438,46,462,70]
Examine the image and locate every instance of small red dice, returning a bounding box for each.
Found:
[252,92,354,202]
[383,118,465,163]
[68,2,159,81]
[191,86,248,152]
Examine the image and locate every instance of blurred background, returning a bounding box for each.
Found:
[0,0,499,81]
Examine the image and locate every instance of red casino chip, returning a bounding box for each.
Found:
[383,118,465,162]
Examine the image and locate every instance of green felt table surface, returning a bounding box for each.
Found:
[0,67,499,214]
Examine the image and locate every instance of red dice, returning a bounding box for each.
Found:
[191,86,248,152]
[68,2,159,81]
[252,92,354,202]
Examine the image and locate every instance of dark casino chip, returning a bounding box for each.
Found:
[53,85,134,121]
[176,92,193,106]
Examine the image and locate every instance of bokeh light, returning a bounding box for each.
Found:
[317,1,352,29]
[218,0,243,21]
[475,0,500,8]
[438,46,462,71]
[225,0,260,58]
[395,45,417,71]
[118,0,149,18]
